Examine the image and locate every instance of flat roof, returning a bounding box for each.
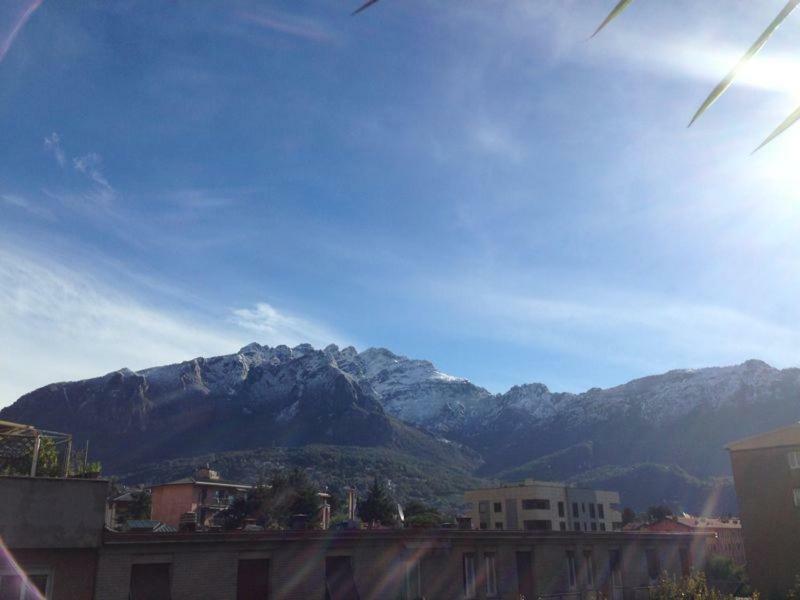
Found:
[464,481,619,494]
[103,527,713,546]
[150,477,251,490]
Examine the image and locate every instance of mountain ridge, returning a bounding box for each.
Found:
[3,342,798,513]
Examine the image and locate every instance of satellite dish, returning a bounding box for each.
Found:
[397,503,405,523]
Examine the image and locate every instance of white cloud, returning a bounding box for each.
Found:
[231,302,343,349]
[43,132,66,167]
[429,275,800,378]
[0,247,349,407]
[0,248,246,406]
[0,193,54,220]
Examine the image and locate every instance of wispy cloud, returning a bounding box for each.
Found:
[43,132,65,166]
[236,9,334,44]
[0,193,53,220]
[231,302,345,349]
[0,0,43,64]
[72,151,116,204]
[0,246,350,405]
[0,247,243,404]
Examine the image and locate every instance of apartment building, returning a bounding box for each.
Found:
[465,480,623,533]
[636,516,746,566]
[150,466,251,528]
[727,422,800,598]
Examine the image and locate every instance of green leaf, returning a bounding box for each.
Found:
[689,0,800,127]
[753,104,800,153]
[352,0,382,15]
[592,0,636,38]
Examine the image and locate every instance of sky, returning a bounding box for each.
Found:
[2,0,800,405]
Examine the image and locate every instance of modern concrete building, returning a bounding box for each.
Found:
[150,466,251,528]
[95,527,708,600]
[727,422,800,598]
[465,480,623,533]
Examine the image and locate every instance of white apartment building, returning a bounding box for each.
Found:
[464,480,623,533]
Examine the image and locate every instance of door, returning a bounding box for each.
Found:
[516,552,535,599]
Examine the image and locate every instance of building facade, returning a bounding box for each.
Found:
[465,480,623,533]
[150,467,251,528]
[636,516,745,566]
[95,528,707,600]
[727,423,800,598]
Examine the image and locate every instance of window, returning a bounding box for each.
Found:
[493,502,502,513]
[793,488,800,508]
[237,559,269,600]
[478,501,489,514]
[559,521,566,531]
[523,520,552,530]
[0,571,50,600]
[583,551,595,588]
[599,523,606,532]
[589,504,596,519]
[495,522,503,530]
[583,522,587,531]
[581,503,586,514]
[480,522,488,530]
[405,559,422,600]
[516,552,535,599]
[645,549,660,583]
[325,556,359,600]
[484,553,498,597]
[565,551,577,589]
[590,522,597,531]
[609,550,622,587]
[130,563,171,600]
[522,499,550,510]
[574,523,581,532]
[679,548,691,577]
[598,504,605,519]
[463,553,477,599]
[789,451,800,469]
[558,501,565,517]
[572,503,579,518]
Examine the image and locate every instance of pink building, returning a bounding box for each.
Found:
[150,466,251,528]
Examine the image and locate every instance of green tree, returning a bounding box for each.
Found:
[646,505,673,523]
[650,571,758,600]
[621,507,637,526]
[403,500,443,528]
[358,477,396,527]
[218,469,322,530]
[128,491,152,521]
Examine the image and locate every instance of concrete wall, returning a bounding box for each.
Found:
[0,476,108,549]
[95,530,706,600]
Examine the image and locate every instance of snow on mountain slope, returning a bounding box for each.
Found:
[323,345,492,428]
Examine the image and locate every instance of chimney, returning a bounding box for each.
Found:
[290,514,309,530]
[345,487,357,521]
[457,516,473,530]
[195,464,220,481]
[179,512,198,532]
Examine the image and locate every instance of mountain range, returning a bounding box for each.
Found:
[3,343,799,513]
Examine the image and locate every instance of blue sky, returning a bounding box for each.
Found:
[3,0,800,405]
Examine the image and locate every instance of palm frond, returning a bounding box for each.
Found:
[753,104,800,153]
[352,0,382,15]
[689,0,800,127]
[592,0,636,38]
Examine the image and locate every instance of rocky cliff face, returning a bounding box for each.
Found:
[3,343,799,512]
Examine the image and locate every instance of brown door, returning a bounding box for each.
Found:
[237,559,270,600]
